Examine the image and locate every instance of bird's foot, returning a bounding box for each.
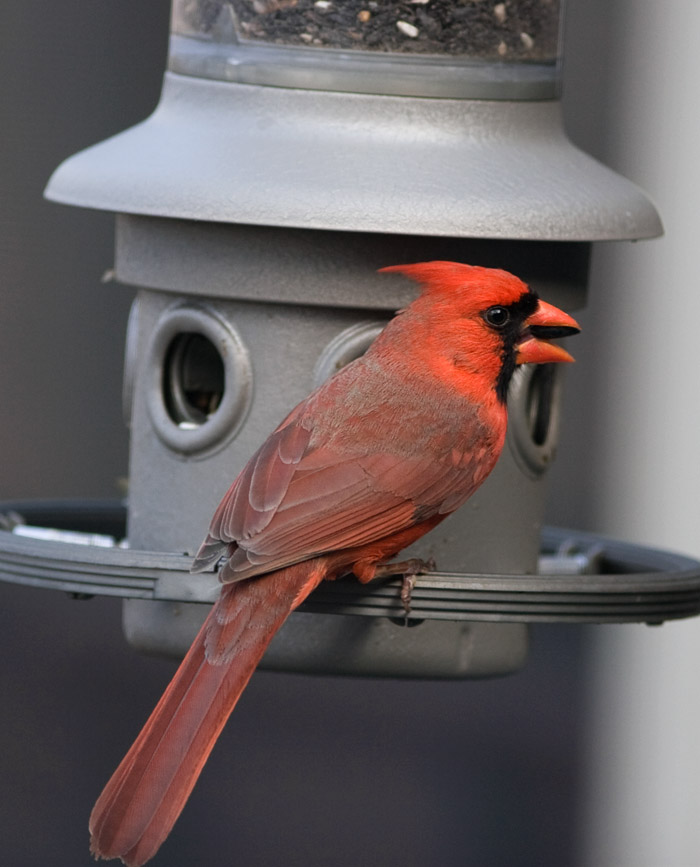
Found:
[373,557,436,619]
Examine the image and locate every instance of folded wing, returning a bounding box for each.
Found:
[192,410,481,584]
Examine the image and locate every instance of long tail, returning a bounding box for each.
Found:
[89,560,327,866]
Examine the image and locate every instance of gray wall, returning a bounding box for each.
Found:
[561,4,700,865]
[0,2,171,499]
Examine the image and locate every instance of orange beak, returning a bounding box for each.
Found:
[515,300,580,365]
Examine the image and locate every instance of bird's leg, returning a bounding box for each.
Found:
[372,557,436,616]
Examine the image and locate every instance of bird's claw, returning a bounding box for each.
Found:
[399,557,435,620]
[371,556,435,622]
[400,573,417,617]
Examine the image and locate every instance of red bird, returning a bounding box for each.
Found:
[89,261,579,865]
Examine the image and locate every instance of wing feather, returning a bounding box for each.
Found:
[206,423,312,543]
[221,500,417,582]
[194,368,491,583]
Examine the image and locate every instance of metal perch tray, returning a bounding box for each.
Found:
[1,499,700,626]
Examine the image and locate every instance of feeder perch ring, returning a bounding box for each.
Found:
[1,500,699,626]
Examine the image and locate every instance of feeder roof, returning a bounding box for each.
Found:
[45,72,662,242]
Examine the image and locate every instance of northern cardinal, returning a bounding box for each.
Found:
[89,261,579,865]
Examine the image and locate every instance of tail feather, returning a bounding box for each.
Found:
[89,560,327,867]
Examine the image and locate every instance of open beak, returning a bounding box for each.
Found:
[515,300,580,365]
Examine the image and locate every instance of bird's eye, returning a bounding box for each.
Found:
[484,306,510,328]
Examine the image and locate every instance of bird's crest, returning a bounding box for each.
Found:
[379,261,529,307]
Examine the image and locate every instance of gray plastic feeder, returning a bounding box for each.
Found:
[19,0,678,676]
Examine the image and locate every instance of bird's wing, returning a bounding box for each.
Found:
[193,412,480,583]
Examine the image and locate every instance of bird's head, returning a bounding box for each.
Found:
[379,261,580,403]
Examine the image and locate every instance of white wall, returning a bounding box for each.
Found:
[562,2,700,864]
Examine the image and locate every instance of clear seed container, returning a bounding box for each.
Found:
[170,0,565,99]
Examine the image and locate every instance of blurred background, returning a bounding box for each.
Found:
[1,1,698,865]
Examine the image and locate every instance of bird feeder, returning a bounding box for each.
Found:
[2,0,700,678]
